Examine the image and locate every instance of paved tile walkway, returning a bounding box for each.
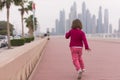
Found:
[29,36,120,80]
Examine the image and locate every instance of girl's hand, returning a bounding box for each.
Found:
[86,48,91,51]
[85,48,91,53]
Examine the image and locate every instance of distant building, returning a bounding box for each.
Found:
[91,15,97,34]
[82,2,87,33]
[104,9,109,33]
[97,6,103,33]
[86,9,92,33]
[51,28,56,35]
[109,24,112,33]
[69,2,77,29]
[78,13,82,21]
[66,19,70,32]
[118,19,120,33]
[55,19,59,35]
[54,1,113,35]
[55,10,66,35]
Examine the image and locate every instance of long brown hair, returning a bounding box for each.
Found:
[71,19,82,29]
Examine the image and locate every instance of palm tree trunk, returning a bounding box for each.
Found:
[7,8,11,49]
[28,27,33,37]
[21,14,24,38]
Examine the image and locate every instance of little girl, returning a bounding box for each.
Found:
[65,19,91,79]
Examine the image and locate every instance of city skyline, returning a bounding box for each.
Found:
[34,0,120,33]
[54,2,116,35]
[0,0,120,33]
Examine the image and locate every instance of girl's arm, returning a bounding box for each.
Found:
[82,32,90,50]
[65,30,71,39]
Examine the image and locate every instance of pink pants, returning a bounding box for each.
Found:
[70,47,84,71]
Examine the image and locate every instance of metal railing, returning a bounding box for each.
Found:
[87,33,120,39]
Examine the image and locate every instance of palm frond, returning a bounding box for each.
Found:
[27,1,33,10]
[24,15,37,30]
[13,0,22,5]
[24,8,29,14]
[0,1,5,9]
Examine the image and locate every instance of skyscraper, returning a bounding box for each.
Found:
[69,2,77,26]
[97,6,103,33]
[118,19,120,33]
[109,24,112,33]
[82,2,87,33]
[78,13,82,21]
[72,2,77,19]
[51,28,55,35]
[65,2,77,32]
[104,9,109,33]
[86,9,92,33]
[91,15,97,34]
[58,10,66,35]
[55,19,59,35]
[66,19,70,32]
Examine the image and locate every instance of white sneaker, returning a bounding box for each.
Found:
[78,69,82,73]
[77,70,82,79]
[82,69,86,72]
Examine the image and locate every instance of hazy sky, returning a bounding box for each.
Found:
[34,0,120,32]
[0,0,120,33]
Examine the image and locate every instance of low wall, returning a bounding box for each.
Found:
[0,38,48,80]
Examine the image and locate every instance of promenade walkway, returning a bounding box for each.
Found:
[29,36,120,80]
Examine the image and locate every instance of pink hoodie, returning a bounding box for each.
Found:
[65,29,89,49]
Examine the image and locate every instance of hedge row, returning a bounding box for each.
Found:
[11,37,34,46]
[24,37,34,43]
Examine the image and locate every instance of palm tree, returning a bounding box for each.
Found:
[19,0,28,38]
[14,0,33,38]
[24,15,37,37]
[0,0,13,49]
[0,0,23,48]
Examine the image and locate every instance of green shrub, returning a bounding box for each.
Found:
[24,38,31,43]
[31,37,34,41]
[24,37,34,43]
[11,39,25,46]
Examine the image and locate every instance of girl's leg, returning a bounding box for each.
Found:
[70,47,81,71]
[78,48,85,70]
[79,57,85,70]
